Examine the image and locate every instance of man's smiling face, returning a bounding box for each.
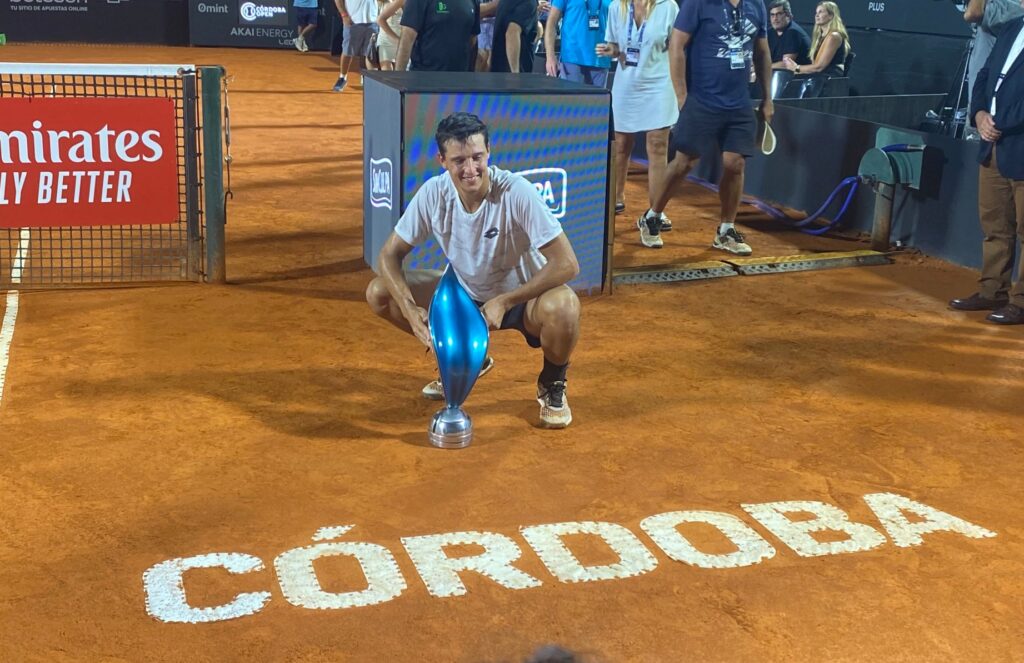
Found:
[439,133,491,199]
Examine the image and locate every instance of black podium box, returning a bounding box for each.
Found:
[362,72,611,293]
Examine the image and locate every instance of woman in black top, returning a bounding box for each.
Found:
[781,1,849,77]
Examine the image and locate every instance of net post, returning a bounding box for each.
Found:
[200,66,226,284]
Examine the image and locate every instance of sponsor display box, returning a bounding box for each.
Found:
[362,72,612,294]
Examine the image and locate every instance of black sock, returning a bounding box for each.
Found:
[539,358,568,385]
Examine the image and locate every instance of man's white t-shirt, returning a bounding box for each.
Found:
[347,0,378,24]
[394,166,565,302]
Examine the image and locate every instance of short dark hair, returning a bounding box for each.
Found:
[769,0,792,16]
[435,112,490,156]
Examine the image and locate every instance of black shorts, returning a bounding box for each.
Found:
[670,97,757,158]
[295,7,318,27]
[474,299,541,348]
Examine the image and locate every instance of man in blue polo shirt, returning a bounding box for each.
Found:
[639,0,774,255]
[543,0,612,86]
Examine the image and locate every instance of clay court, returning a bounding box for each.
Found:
[1,44,1023,662]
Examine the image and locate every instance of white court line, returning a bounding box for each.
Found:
[0,229,31,406]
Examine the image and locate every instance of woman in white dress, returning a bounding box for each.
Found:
[597,0,679,248]
[376,0,404,70]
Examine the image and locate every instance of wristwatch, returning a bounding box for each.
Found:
[795,64,801,74]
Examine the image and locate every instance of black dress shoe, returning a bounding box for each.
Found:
[949,292,1009,311]
[986,303,1024,324]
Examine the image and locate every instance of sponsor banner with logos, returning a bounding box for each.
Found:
[188,0,332,49]
[0,97,179,228]
[1,0,188,45]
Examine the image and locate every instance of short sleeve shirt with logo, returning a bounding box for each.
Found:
[394,166,565,302]
[674,0,768,110]
[401,0,481,71]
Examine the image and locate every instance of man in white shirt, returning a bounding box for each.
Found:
[366,112,581,428]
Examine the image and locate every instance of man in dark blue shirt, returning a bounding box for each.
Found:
[636,0,773,255]
[767,0,810,68]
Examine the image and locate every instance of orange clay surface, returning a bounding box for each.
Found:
[1,44,1023,663]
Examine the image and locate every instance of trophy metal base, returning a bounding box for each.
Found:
[428,406,473,449]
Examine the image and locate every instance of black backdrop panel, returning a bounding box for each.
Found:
[2,0,188,45]
[788,0,970,37]
[839,27,967,95]
[188,0,332,49]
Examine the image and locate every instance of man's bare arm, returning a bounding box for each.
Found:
[754,36,774,118]
[395,25,418,71]
[772,52,797,69]
[506,23,523,72]
[377,232,431,346]
[544,6,563,75]
[669,29,692,108]
[964,0,986,23]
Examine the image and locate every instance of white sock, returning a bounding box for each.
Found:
[644,208,659,220]
[718,222,734,234]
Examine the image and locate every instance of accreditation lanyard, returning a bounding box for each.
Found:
[625,1,648,67]
[722,0,747,70]
[992,27,1024,116]
[586,0,601,30]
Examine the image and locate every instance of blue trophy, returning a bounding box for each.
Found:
[427,265,490,449]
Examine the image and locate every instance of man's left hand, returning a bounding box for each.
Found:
[481,296,511,330]
[759,99,775,126]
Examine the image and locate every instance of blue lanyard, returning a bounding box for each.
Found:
[627,1,647,48]
[585,0,600,16]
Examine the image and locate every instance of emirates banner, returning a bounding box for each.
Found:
[0,98,180,228]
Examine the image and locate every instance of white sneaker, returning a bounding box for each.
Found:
[537,380,572,429]
[712,227,753,255]
[637,213,663,249]
[422,356,495,400]
[294,36,306,52]
[659,213,672,231]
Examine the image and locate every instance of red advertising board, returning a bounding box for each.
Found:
[0,97,179,228]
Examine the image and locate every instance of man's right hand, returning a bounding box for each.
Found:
[976,111,1002,143]
[404,305,432,348]
[546,56,559,77]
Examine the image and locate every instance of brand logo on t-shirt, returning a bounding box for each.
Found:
[516,167,568,219]
[370,157,393,210]
[483,227,499,239]
[436,1,448,12]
